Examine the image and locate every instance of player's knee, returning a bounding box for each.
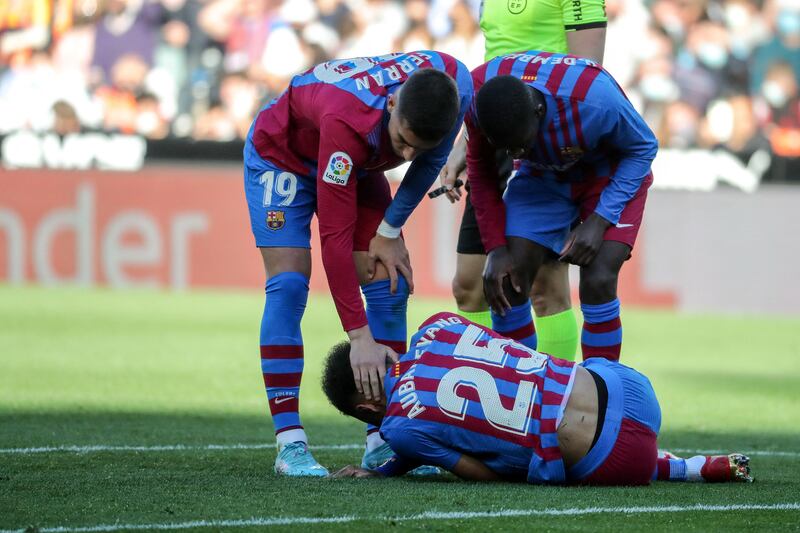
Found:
[531,291,571,317]
[451,274,485,311]
[266,271,310,311]
[530,274,572,317]
[363,276,410,308]
[580,267,618,302]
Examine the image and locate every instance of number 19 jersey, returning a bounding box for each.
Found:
[380,312,577,484]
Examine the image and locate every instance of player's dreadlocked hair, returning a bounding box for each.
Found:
[476,75,544,148]
[397,69,460,142]
[321,341,359,417]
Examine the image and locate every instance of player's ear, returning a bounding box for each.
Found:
[355,402,382,413]
[387,90,400,113]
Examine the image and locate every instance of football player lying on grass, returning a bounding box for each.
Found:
[322,312,753,485]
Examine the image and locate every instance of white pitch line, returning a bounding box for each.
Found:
[1,503,798,533]
[0,443,362,454]
[1,443,797,457]
[671,448,800,458]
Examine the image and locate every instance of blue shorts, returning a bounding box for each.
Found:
[567,358,661,482]
[244,154,317,248]
[244,154,393,250]
[503,172,652,254]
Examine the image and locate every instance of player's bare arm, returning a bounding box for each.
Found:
[449,454,503,482]
[330,465,382,478]
[332,454,501,482]
[563,0,607,63]
[566,27,607,64]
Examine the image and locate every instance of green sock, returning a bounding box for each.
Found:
[459,309,493,329]
[534,308,579,361]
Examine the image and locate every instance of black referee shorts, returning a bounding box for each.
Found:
[456,151,513,255]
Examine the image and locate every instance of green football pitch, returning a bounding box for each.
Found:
[1,285,799,532]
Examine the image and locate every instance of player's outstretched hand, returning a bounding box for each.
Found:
[330,465,380,479]
[559,213,611,266]
[438,138,467,203]
[367,234,414,294]
[483,246,521,316]
[348,328,398,401]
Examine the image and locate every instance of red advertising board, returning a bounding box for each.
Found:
[0,166,674,306]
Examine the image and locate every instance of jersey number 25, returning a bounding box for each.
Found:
[436,325,539,436]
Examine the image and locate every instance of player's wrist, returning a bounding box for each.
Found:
[347,325,373,342]
[376,219,401,239]
[486,242,509,256]
[589,211,613,228]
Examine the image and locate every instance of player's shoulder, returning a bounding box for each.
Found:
[418,311,467,330]
[396,50,466,72]
[560,70,631,123]
[411,311,505,353]
[414,312,470,341]
[391,50,472,96]
[529,56,623,108]
[319,104,382,135]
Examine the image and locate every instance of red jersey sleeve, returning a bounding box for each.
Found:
[316,115,372,332]
[465,112,507,252]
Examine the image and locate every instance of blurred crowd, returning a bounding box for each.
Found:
[1,0,798,179]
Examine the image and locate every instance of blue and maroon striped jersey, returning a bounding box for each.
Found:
[465,51,658,252]
[245,51,472,331]
[380,312,577,484]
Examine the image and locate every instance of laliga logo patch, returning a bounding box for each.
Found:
[266,210,285,230]
[323,152,353,186]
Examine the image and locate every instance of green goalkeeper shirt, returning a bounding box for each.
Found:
[480,0,608,61]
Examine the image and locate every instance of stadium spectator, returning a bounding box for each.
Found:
[652,0,708,44]
[0,0,797,179]
[604,0,651,87]
[198,0,308,96]
[135,92,170,138]
[751,2,800,93]
[698,93,767,161]
[91,0,163,84]
[397,22,434,52]
[433,0,483,69]
[193,103,239,141]
[756,60,800,180]
[675,21,746,112]
[218,71,260,139]
[317,0,356,37]
[339,0,408,56]
[659,100,703,148]
[0,0,51,59]
[95,53,149,133]
[50,0,97,77]
[51,99,82,135]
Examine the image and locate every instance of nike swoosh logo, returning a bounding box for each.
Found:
[274,396,295,404]
[615,223,634,228]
